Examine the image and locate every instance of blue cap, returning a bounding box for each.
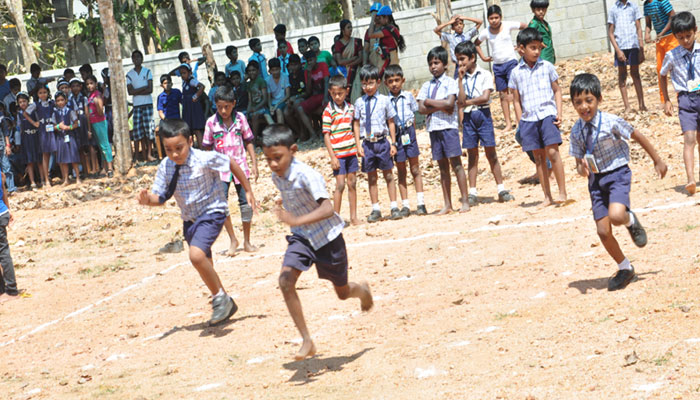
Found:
[377,5,392,16]
[369,2,381,12]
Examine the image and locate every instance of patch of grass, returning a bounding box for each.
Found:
[683,224,698,232]
[494,311,518,320]
[669,302,688,309]
[78,260,131,278]
[651,351,672,366]
[93,384,118,397]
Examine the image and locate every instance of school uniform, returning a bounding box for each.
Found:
[353,93,396,172]
[69,93,89,148]
[248,52,268,80]
[126,66,154,141]
[660,42,700,132]
[19,104,41,163]
[461,66,495,149]
[157,89,183,120]
[416,73,460,161]
[608,0,643,66]
[274,158,348,287]
[151,148,230,258]
[181,76,206,131]
[52,106,80,164]
[225,60,246,79]
[570,111,634,221]
[477,21,521,92]
[441,27,478,78]
[0,181,16,295]
[508,58,561,152]
[390,91,420,162]
[36,99,58,154]
[322,101,358,176]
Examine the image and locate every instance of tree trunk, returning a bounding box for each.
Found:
[184,0,216,85]
[4,0,38,71]
[420,0,431,7]
[260,0,274,34]
[173,0,191,48]
[238,0,254,38]
[126,0,145,54]
[340,0,354,20]
[97,0,132,175]
[435,0,451,25]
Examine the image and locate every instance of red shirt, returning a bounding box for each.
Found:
[276,40,294,57]
[364,26,400,51]
[305,62,330,96]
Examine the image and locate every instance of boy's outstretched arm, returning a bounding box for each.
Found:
[631,129,668,178]
[230,158,258,210]
[138,189,163,206]
[473,39,492,62]
[245,140,258,182]
[276,198,334,227]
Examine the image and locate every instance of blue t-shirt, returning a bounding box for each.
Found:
[0,81,9,105]
[209,86,218,111]
[157,89,182,119]
[225,60,246,79]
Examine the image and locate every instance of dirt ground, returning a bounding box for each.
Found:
[2,50,700,399]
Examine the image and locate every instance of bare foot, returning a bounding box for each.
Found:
[624,107,632,114]
[360,281,373,311]
[61,180,70,187]
[557,193,568,204]
[436,206,452,215]
[243,241,258,252]
[350,218,362,226]
[686,182,697,195]
[294,339,317,361]
[639,105,648,112]
[542,197,554,207]
[459,201,470,213]
[75,179,82,186]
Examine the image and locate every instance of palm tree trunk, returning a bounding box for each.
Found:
[97,0,132,174]
[340,0,354,20]
[4,0,38,70]
[184,0,216,85]
[173,0,191,48]
[126,0,146,54]
[238,0,254,38]
[260,0,274,34]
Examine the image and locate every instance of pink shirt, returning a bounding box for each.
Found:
[202,112,254,184]
[88,91,106,124]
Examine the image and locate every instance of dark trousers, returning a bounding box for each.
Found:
[0,212,16,294]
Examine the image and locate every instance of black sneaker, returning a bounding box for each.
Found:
[399,206,410,218]
[390,207,402,220]
[626,211,647,247]
[498,190,515,202]
[5,289,19,296]
[367,210,382,223]
[209,294,237,326]
[468,194,478,207]
[608,266,636,291]
[416,205,428,215]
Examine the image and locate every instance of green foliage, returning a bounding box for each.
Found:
[68,15,104,47]
[321,0,343,22]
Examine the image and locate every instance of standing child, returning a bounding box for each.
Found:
[245,61,274,137]
[138,119,257,325]
[353,64,400,221]
[3,79,20,112]
[262,124,373,360]
[569,73,667,291]
[0,171,17,299]
[0,103,16,194]
[308,36,336,70]
[126,50,156,161]
[69,78,91,177]
[284,55,306,138]
[277,41,291,75]
[644,0,677,104]
[26,63,55,103]
[417,47,470,214]
[52,92,81,186]
[509,28,567,206]
[209,72,227,114]
[179,63,206,147]
[86,75,114,177]
[298,38,309,67]
[230,71,248,116]
[455,41,514,205]
[224,45,246,80]
[101,69,114,144]
[528,0,556,64]
[274,24,295,57]
[384,65,427,216]
[322,75,360,224]
[659,11,700,195]
[434,14,483,78]
[267,58,290,124]
[35,86,56,187]
[17,92,41,188]
[157,75,182,120]
[608,0,647,113]
[202,86,258,255]
[474,5,527,131]
[248,38,268,80]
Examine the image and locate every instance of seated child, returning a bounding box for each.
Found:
[209,71,227,114]
[229,71,248,115]
[296,51,329,141]
[266,58,290,124]
[277,41,291,75]
[246,61,274,137]
[284,55,307,138]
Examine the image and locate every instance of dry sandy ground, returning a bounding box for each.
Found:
[1,50,700,399]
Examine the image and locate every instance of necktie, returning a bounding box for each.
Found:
[426,79,440,125]
[686,52,696,81]
[585,123,594,153]
[159,164,181,203]
[365,95,374,136]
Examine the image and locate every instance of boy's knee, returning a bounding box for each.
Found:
[367,172,378,185]
[410,163,421,177]
[189,247,207,265]
[449,157,464,170]
[347,175,357,189]
[335,179,346,193]
[684,131,698,145]
[608,209,627,226]
[278,270,297,292]
[383,170,395,183]
[596,225,612,241]
[485,150,498,164]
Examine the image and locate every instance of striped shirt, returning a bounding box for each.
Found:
[272,158,344,250]
[202,112,254,184]
[608,0,643,50]
[643,0,673,37]
[569,111,633,173]
[508,59,559,122]
[660,42,700,92]
[322,101,357,158]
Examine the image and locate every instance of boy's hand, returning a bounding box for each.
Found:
[58,122,69,130]
[88,131,92,140]
[483,56,493,63]
[639,48,645,63]
[274,199,298,226]
[616,50,627,63]
[5,146,11,156]
[553,115,562,128]
[663,100,674,116]
[192,95,199,103]
[246,190,259,214]
[457,65,466,80]
[644,32,652,44]
[577,161,590,177]
[390,144,397,157]
[330,155,340,170]
[654,160,668,179]
[251,165,259,182]
[357,145,365,158]
[137,189,150,205]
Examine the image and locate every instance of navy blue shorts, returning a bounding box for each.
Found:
[361,138,394,173]
[283,233,349,287]
[183,212,226,258]
[333,155,359,176]
[462,107,496,149]
[614,48,641,67]
[493,60,518,92]
[394,125,420,163]
[518,116,562,152]
[678,92,700,132]
[429,128,462,161]
[588,165,632,221]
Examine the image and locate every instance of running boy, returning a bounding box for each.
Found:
[528,0,555,64]
[455,41,514,205]
[353,64,400,222]
[262,124,372,360]
[509,28,567,206]
[569,73,667,291]
[417,47,469,214]
[384,64,427,216]
[138,119,257,325]
[202,86,258,255]
[659,11,700,195]
[608,0,647,113]
[323,75,360,224]
[433,14,483,77]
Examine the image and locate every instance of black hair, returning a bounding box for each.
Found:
[383,64,404,79]
[328,75,347,89]
[277,40,288,48]
[671,11,697,34]
[177,51,189,62]
[230,70,242,78]
[16,92,29,101]
[268,58,281,69]
[487,5,502,17]
[297,38,308,45]
[160,74,171,84]
[273,24,287,34]
[30,63,40,73]
[101,68,109,78]
[517,27,543,46]
[249,38,261,49]
[569,73,602,100]
[9,102,17,114]
[530,0,549,9]
[85,74,98,84]
[132,49,144,58]
[385,16,407,52]
[159,119,191,139]
[288,54,301,64]
[427,46,448,66]
[359,64,380,81]
[308,36,320,45]
[8,78,20,90]
[225,45,237,56]
[54,92,67,101]
[339,19,352,36]
[246,60,260,72]
[64,68,74,76]
[261,124,296,148]
[79,64,93,74]
[454,40,477,59]
[212,71,225,83]
[303,50,317,61]
[0,64,6,73]
[214,85,236,103]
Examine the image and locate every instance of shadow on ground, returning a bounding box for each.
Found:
[282,347,373,384]
[568,270,661,294]
[158,314,268,340]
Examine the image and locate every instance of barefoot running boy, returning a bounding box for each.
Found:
[138,119,257,325]
[569,73,667,291]
[262,124,373,360]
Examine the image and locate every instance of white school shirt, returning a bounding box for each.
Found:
[460,66,493,105]
[477,21,520,64]
[126,67,153,106]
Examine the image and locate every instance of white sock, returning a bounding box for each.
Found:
[416,192,425,205]
[469,187,478,196]
[390,201,398,209]
[618,257,632,271]
[402,199,410,208]
[625,212,635,227]
[215,288,225,298]
[497,184,505,193]
[372,203,381,211]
